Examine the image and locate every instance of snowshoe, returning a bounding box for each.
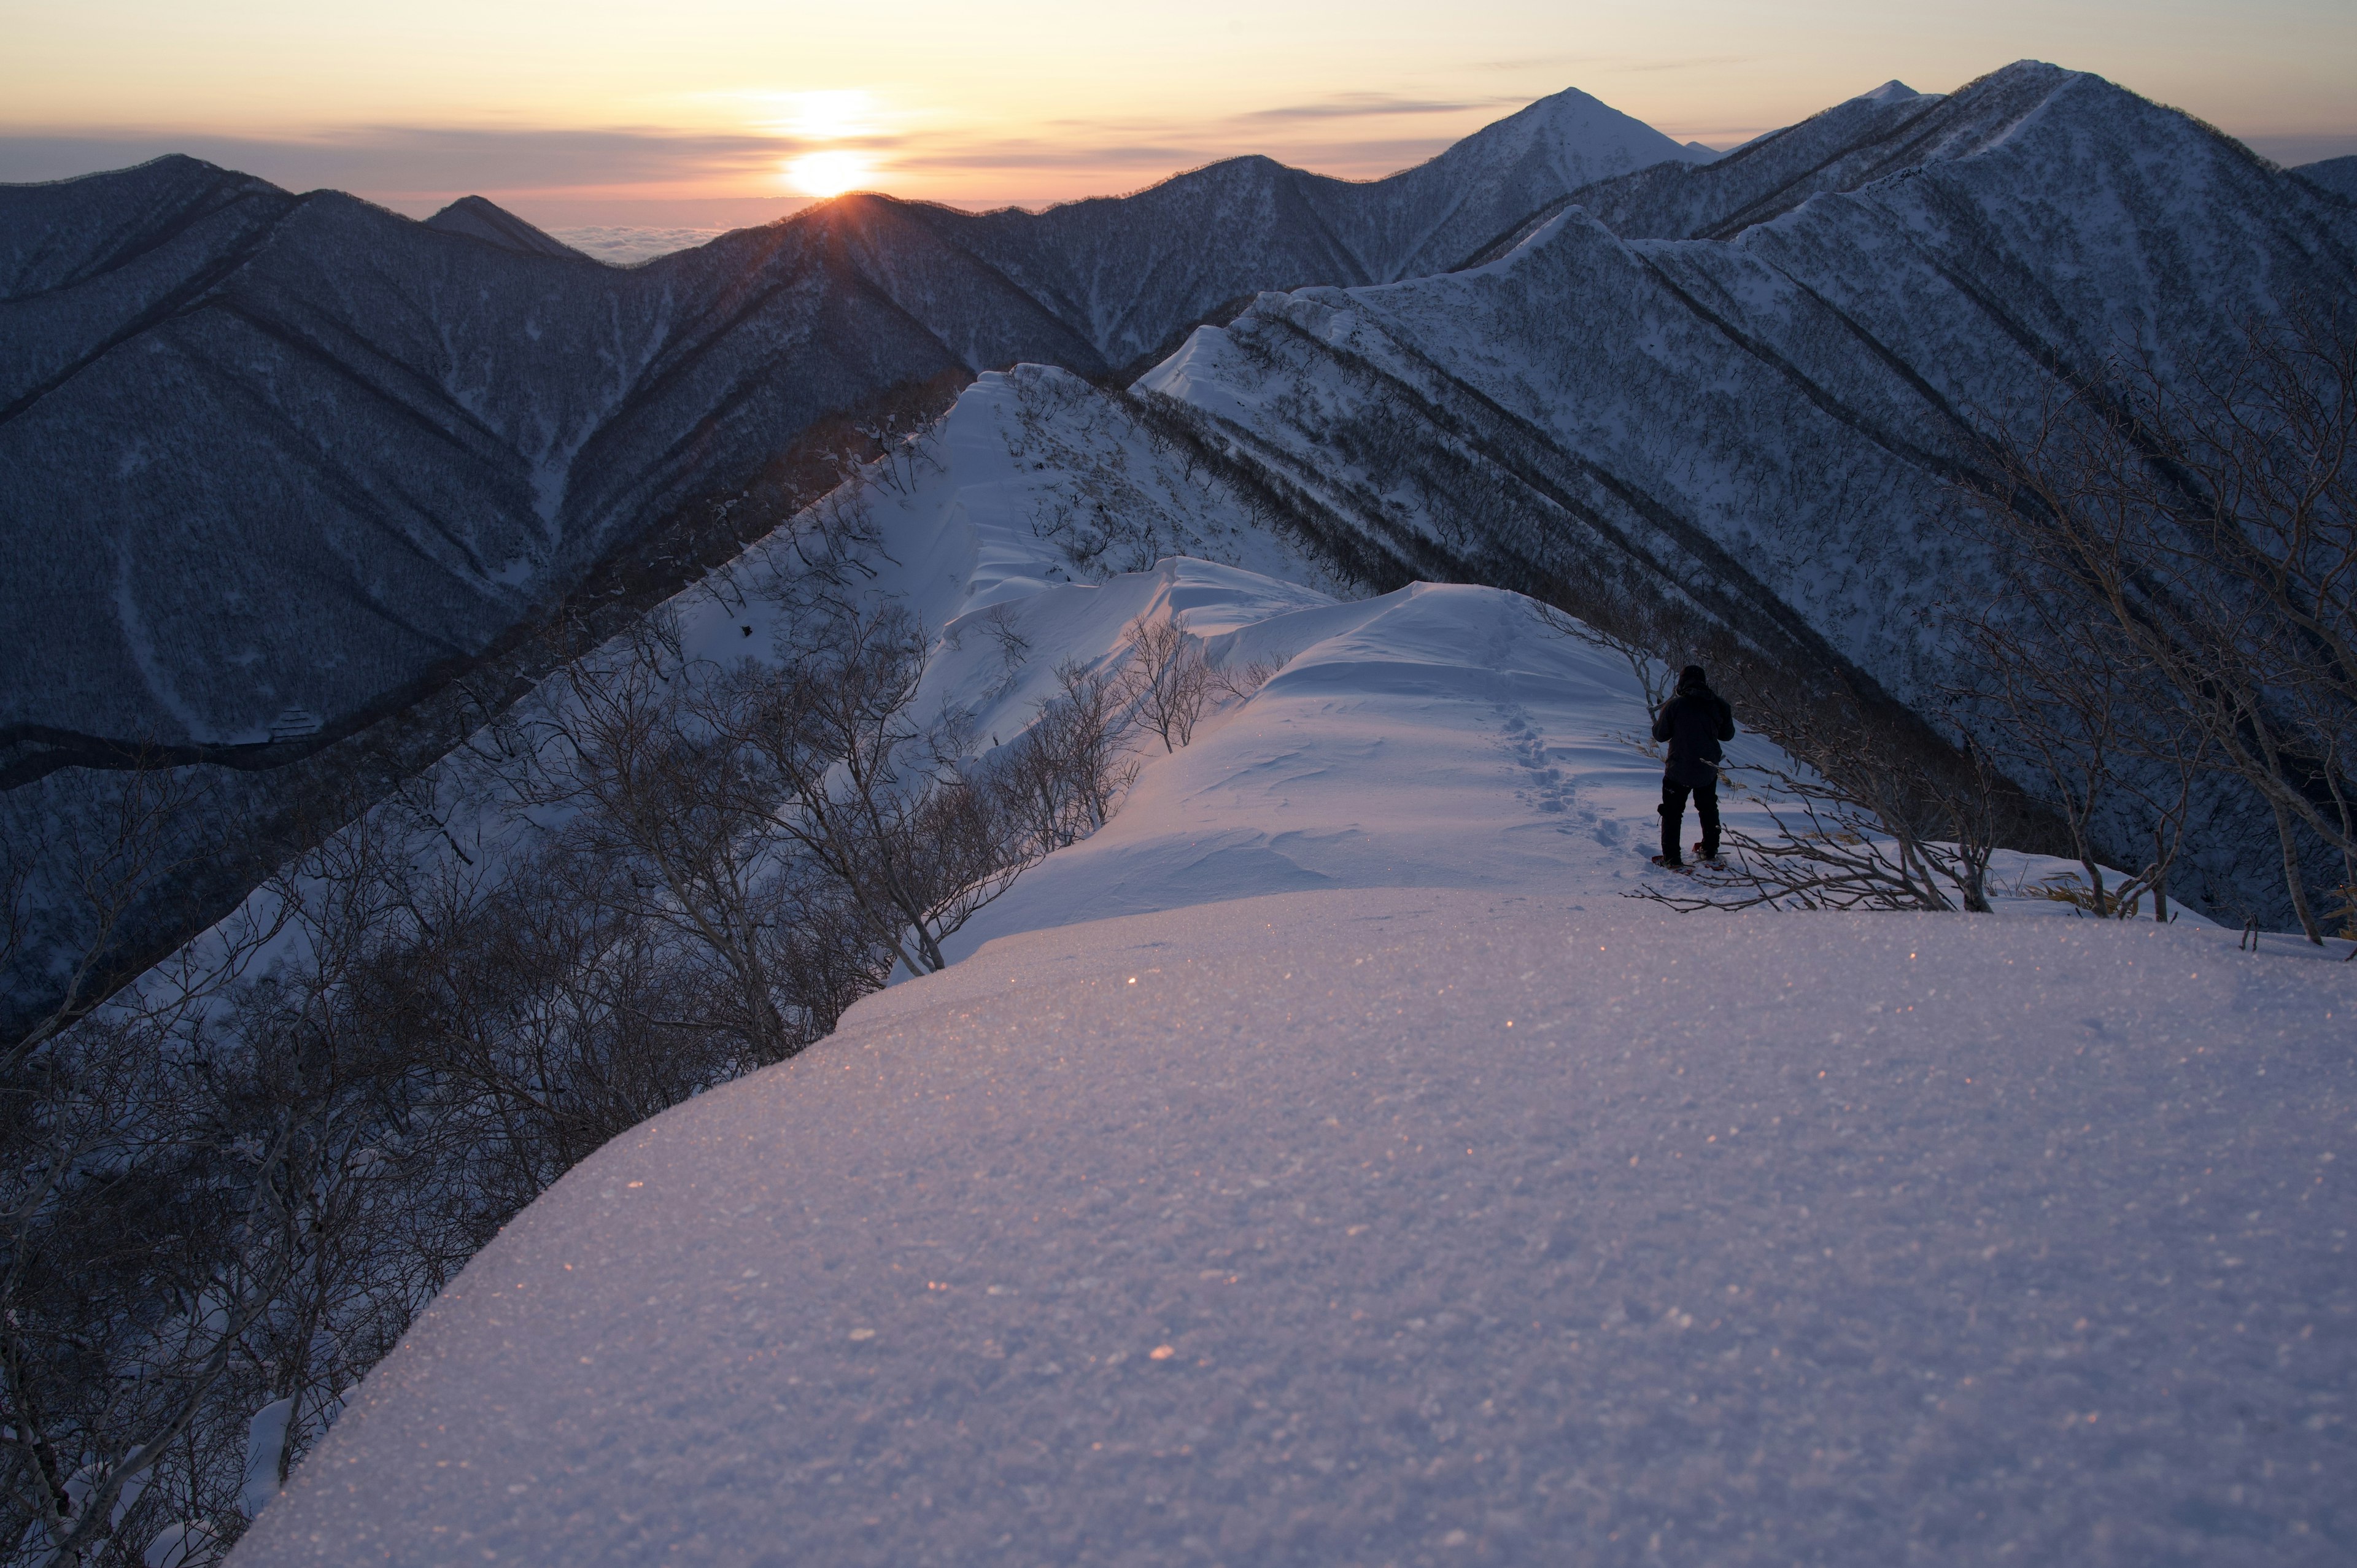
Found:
[1649,854,1690,872]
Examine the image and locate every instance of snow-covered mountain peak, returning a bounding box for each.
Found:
[1437,82,1713,175]
[424,194,592,261]
[1853,78,1924,105]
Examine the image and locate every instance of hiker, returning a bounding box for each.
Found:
[1651,664,1736,868]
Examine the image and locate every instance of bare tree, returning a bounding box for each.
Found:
[1115,612,1215,752]
[1528,600,1677,712]
[977,603,1034,697]
[1209,651,1285,705]
[716,600,1034,975]
[1958,307,2357,940]
[995,659,1140,852]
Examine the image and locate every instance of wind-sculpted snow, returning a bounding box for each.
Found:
[1138,61,2357,918]
[231,887,2354,1567]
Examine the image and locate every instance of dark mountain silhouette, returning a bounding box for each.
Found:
[2295,155,2357,202]
[423,194,589,259]
[0,87,1701,759]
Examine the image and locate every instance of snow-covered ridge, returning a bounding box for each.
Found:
[1132,60,2357,921]
[66,350,2318,1568]
[10,59,2340,1025]
[233,881,2352,1566]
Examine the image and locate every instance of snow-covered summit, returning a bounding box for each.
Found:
[422,195,592,261]
[1448,83,1717,175]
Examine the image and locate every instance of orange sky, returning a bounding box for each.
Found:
[2,0,2351,228]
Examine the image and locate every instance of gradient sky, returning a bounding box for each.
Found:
[3,0,2351,230]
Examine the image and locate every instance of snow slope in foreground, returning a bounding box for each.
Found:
[226,366,2355,1567]
[234,889,2351,1567]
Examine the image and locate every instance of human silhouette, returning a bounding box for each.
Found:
[1651,665,1736,868]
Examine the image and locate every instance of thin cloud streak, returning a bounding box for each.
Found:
[0,115,1498,189]
[888,140,1211,172]
[1234,93,1518,122]
[1466,51,1752,74]
[1612,55,1759,73]
[0,124,911,195]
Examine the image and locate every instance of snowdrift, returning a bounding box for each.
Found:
[233,889,2352,1566]
[230,398,2349,1561]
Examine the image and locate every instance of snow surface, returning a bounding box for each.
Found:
[229,366,2351,1566]
[234,888,2352,1567]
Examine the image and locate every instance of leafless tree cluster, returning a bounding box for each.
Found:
[1634,683,2014,916]
[1,818,466,1568]
[1953,307,2356,943]
[1950,590,2208,921]
[1,587,1171,1564]
[1108,610,1281,757]
[995,660,1137,852]
[1620,307,2353,938]
[1527,600,1679,713]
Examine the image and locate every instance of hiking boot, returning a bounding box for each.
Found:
[1693,843,1722,862]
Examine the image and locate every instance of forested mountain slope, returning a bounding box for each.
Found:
[2294,155,2357,202]
[1137,60,2357,919]
[0,87,1698,759]
[0,163,1072,754]
[422,195,590,259]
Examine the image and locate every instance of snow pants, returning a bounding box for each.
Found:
[1660,776,1719,862]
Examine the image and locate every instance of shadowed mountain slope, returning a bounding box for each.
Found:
[424,194,590,260]
[1138,61,2357,919]
[2296,155,2357,203]
[0,88,1701,757]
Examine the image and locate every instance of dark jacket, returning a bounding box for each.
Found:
[1652,687,1736,787]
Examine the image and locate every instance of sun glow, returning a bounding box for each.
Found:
[782,90,873,142]
[786,149,870,197]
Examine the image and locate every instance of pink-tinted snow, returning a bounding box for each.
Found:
[234,889,2352,1567]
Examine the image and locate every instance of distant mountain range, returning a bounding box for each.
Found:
[0,85,1703,763]
[1134,63,2356,914]
[1144,66,2355,691]
[4,63,2353,1033]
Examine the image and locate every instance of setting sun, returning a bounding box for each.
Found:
[786,150,870,197]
